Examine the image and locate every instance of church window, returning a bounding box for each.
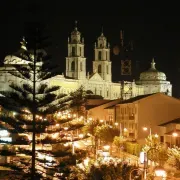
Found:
[72,47,75,56]
[98,65,101,73]
[107,90,109,97]
[80,62,83,71]
[79,47,81,56]
[95,88,97,95]
[98,51,101,60]
[71,61,75,71]
[107,65,109,74]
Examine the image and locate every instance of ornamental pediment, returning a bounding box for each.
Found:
[89,73,103,82]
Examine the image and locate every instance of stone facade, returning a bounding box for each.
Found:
[0,24,172,100]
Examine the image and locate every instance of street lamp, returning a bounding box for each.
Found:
[143,126,152,137]
[172,132,178,147]
[114,122,122,136]
[143,147,160,180]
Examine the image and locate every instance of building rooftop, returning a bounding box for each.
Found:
[118,93,154,104]
[159,117,180,126]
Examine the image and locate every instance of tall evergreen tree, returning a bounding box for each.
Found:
[0,23,67,179]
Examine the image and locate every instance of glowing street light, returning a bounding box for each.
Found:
[114,122,118,126]
[172,132,178,137]
[103,145,110,151]
[143,126,152,136]
[154,166,167,179]
[172,132,178,146]
[64,127,68,131]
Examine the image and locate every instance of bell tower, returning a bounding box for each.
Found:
[93,28,112,82]
[66,21,86,80]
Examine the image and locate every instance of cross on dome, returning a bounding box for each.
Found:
[151,58,156,69]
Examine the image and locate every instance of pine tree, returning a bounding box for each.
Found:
[52,109,88,179]
[0,23,68,179]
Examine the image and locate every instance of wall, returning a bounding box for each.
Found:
[138,94,180,141]
[87,99,121,123]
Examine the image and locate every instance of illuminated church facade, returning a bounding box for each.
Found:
[0,24,172,99]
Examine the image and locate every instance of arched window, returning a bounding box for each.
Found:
[72,47,75,56]
[107,90,109,97]
[98,51,101,60]
[71,61,75,71]
[80,62,83,71]
[98,65,101,73]
[79,47,81,56]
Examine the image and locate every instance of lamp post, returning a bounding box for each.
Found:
[114,122,122,137]
[143,147,159,180]
[172,132,178,147]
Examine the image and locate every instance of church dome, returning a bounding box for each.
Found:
[140,58,166,81]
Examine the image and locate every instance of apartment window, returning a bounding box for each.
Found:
[129,113,134,120]
[160,136,164,143]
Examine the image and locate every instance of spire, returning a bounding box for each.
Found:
[151,58,156,69]
[74,20,78,31]
[101,26,104,36]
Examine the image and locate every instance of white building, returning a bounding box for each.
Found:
[0,23,172,99]
[136,58,172,96]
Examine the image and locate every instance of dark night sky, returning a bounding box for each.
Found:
[1,1,180,96]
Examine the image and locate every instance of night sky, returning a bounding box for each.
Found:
[1,1,180,97]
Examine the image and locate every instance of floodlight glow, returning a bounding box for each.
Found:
[0,130,9,137]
